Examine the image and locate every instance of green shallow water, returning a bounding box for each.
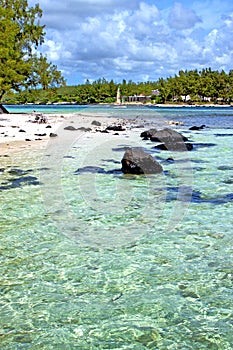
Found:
[0,118,232,349]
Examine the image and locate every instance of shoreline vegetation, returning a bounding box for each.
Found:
[2,101,233,109]
[2,69,233,106]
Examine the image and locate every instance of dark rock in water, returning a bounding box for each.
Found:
[64,125,77,131]
[121,148,163,175]
[150,128,188,142]
[189,125,206,130]
[214,133,233,137]
[194,143,216,148]
[75,166,106,174]
[217,165,233,171]
[0,175,40,191]
[223,179,233,184]
[112,146,128,152]
[154,143,167,151]
[140,128,157,139]
[8,168,33,175]
[165,157,174,163]
[91,120,101,126]
[10,176,40,187]
[225,193,233,201]
[74,166,121,175]
[154,142,193,151]
[106,125,126,132]
[49,133,57,137]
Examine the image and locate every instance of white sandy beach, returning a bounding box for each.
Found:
[0,112,160,155]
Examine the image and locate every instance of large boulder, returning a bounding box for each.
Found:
[141,127,192,151]
[149,128,188,142]
[140,128,157,139]
[121,148,163,175]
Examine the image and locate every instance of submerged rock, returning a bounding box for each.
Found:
[189,125,206,130]
[154,142,193,151]
[121,148,163,175]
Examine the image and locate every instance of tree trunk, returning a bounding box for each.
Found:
[0,104,9,114]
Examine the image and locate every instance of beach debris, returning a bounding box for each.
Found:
[32,110,48,123]
[166,120,184,125]
[121,148,163,175]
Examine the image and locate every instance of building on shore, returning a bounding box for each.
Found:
[123,94,151,103]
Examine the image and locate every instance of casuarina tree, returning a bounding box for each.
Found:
[0,0,65,101]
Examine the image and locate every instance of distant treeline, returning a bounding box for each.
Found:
[3,68,233,105]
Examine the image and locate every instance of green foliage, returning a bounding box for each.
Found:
[0,0,65,100]
[2,68,233,105]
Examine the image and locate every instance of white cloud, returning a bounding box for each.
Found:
[27,0,233,84]
[168,2,202,30]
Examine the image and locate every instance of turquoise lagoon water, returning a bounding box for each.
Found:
[0,105,233,349]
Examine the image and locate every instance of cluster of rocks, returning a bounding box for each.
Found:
[140,127,193,151]
[121,124,206,175]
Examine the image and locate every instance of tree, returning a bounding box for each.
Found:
[26,54,65,89]
[0,0,65,101]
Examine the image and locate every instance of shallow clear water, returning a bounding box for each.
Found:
[0,106,232,349]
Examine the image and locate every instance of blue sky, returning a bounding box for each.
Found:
[29,0,233,85]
